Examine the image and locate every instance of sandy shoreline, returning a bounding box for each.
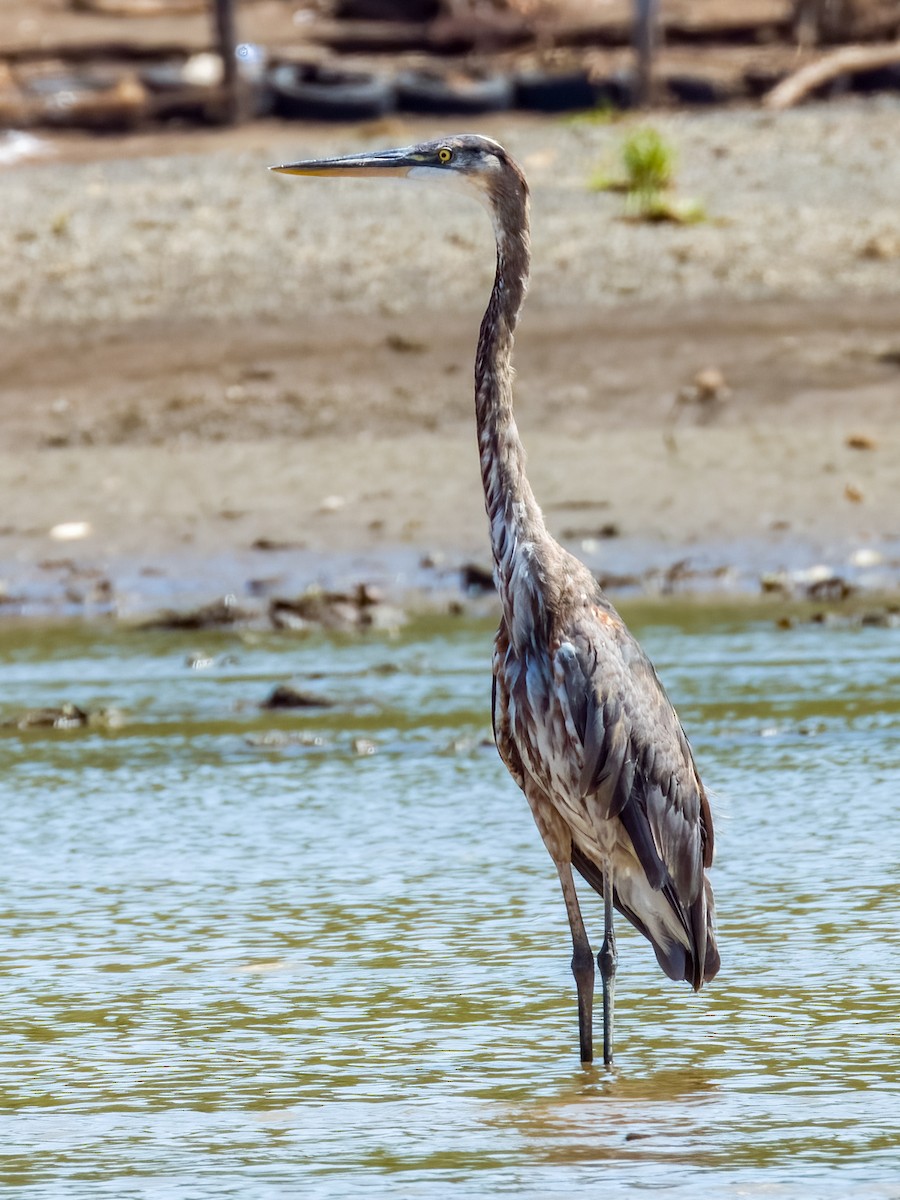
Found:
[1,104,899,617]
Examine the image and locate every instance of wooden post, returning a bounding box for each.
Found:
[213,0,241,124]
[633,0,660,108]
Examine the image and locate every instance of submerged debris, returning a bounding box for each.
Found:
[2,704,125,730]
[185,651,239,670]
[807,576,855,601]
[142,595,254,630]
[0,581,27,607]
[761,567,855,601]
[861,608,900,628]
[778,605,900,630]
[268,583,402,633]
[135,580,406,635]
[186,652,215,670]
[244,731,327,749]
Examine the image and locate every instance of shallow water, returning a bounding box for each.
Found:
[1,608,898,1197]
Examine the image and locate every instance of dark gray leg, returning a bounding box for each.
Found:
[555,861,594,1064]
[598,870,618,1067]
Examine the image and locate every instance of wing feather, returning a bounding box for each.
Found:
[554,599,718,987]
[492,561,718,991]
[492,621,526,791]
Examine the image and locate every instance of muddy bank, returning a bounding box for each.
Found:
[1,105,899,618]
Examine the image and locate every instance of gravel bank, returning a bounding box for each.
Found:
[3,102,900,331]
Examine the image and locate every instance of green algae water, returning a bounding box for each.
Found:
[0,608,898,1197]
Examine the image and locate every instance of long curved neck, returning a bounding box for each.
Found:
[475,177,546,578]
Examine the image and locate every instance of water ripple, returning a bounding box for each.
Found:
[0,612,898,1196]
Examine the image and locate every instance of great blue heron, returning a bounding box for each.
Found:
[272,134,720,1066]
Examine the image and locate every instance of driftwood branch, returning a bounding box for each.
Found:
[764,39,900,107]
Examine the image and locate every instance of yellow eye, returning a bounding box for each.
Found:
[438,147,452,164]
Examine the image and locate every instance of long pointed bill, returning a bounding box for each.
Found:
[270,146,423,179]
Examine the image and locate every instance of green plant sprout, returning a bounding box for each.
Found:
[590,127,705,225]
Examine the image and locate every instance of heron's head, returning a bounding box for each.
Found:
[271,133,527,222]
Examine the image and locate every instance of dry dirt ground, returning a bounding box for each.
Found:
[1,102,899,614]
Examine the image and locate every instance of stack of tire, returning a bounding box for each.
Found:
[270,61,637,122]
[271,64,396,122]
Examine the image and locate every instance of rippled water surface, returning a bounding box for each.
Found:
[1,608,898,1198]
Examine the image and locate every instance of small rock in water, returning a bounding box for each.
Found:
[260,684,334,710]
[461,562,495,594]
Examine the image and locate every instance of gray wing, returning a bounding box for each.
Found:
[554,599,719,987]
[491,619,526,792]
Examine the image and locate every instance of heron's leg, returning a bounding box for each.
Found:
[598,870,618,1067]
[555,860,594,1065]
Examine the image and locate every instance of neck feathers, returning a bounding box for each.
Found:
[474,161,546,580]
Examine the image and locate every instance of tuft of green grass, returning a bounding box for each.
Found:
[590,126,705,224]
[621,127,676,192]
[589,127,677,196]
